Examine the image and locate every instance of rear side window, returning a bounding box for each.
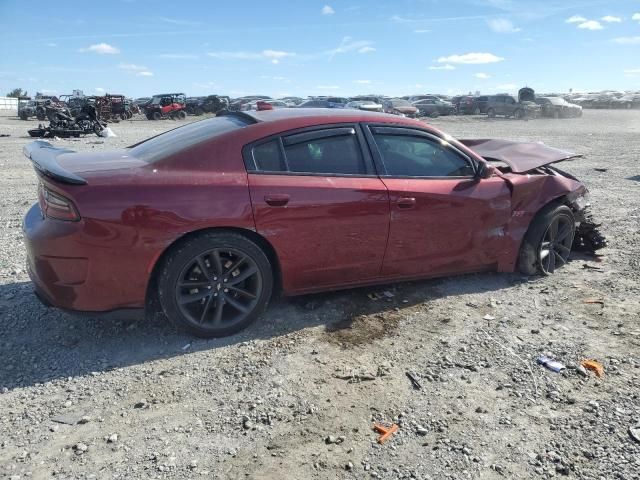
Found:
[248,127,368,176]
[284,134,365,175]
[373,133,475,177]
[252,140,285,171]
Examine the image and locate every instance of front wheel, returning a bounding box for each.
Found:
[177,110,187,120]
[487,108,496,118]
[152,111,162,121]
[158,232,273,338]
[518,204,576,275]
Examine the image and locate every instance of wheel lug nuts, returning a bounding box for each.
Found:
[223,278,228,283]
[224,288,229,293]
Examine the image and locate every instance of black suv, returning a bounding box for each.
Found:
[486,91,540,119]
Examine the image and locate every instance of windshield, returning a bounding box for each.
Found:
[129,115,249,163]
[391,99,411,107]
[546,97,567,105]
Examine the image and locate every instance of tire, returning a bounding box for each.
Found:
[19,111,28,120]
[487,108,496,118]
[429,111,440,118]
[152,111,162,121]
[36,108,46,121]
[177,110,187,120]
[517,204,576,276]
[158,232,273,338]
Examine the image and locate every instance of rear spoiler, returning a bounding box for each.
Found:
[23,140,87,185]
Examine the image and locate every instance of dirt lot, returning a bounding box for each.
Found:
[0,111,639,480]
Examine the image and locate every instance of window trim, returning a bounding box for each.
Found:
[363,124,478,179]
[242,123,377,177]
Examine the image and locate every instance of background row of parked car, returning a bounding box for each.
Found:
[17,87,640,123]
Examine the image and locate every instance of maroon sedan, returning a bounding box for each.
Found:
[23,109,599,337]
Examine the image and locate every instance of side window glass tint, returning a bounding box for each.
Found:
[373,134,475,177]
[284,134,365,175]
[253,140,285,171]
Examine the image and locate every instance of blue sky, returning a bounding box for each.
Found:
[1,0,639,98]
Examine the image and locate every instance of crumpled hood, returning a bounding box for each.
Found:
[459,139,582,173]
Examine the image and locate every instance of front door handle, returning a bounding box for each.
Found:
[397,197,416,209]
[264,194,290,207]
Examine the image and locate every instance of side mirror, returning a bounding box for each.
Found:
[477,162,497,179]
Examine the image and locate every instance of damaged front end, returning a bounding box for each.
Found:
[459,138,607,257]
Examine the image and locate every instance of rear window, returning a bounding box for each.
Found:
[129,115,249,163]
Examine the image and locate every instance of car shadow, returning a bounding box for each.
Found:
[0,272,526,391]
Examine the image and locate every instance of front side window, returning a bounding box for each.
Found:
[373,134,475,177]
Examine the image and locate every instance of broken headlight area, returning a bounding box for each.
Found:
[573,207,607,254]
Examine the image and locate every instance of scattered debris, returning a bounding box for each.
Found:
[581,360,605,377]
[483,314,496,321]
[582,298,604,307]
[573,210,607,254]
[536,355,566,373]
[51,413,88,425]
[629,425,640,444]
[373,423,398,444]
[406,371,423,390]
[594,168,608,172]
[582,264,603,271]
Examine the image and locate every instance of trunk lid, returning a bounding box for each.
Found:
[24,140,146,184]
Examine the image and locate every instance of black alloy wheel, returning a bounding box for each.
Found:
[158,232,273,338]
[538,213,574,275]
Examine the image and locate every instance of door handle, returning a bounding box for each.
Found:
[397,197,416,209]
[264,194,290,207]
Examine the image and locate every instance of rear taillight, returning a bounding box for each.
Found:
[256,101,273,111]
[38,183,80,221]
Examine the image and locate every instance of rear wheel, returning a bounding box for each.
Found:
[518,204,575,276]
[487,108,496,118]
[158,232,273,338]
[177,110,187,120]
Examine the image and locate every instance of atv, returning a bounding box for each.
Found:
[144,93,187,120]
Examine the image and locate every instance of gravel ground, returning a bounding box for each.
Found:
[0,111,639,480]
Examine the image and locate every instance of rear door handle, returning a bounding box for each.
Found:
[397,197,416,209]
[264,194,290,207]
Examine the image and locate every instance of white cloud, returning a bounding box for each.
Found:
[429,64,456,70]
[80,43,120,55]
[632,13,640,21]
[354,80,371,84]
[95,87,105,93]
[437,52,504,64]
[136,71,154,77]
[624,68,640,75]
[321,5,335,15]
[474,73,491,79]
[207,49,295,63]
[601,15,621,23]
[566,15,587,23]
[414,29,430,33]
[316,85,340,89]
[118,63,148,71]
[578,20,604,30]
[358,46,376,53]
[487,18,521,33]
[613,36,640,44]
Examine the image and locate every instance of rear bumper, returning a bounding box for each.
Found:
[23,203,150,312]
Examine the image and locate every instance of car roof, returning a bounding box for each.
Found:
[242,107,416,124]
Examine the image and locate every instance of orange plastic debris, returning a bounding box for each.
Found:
[373,423,398,444]
[581,360,605,377]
